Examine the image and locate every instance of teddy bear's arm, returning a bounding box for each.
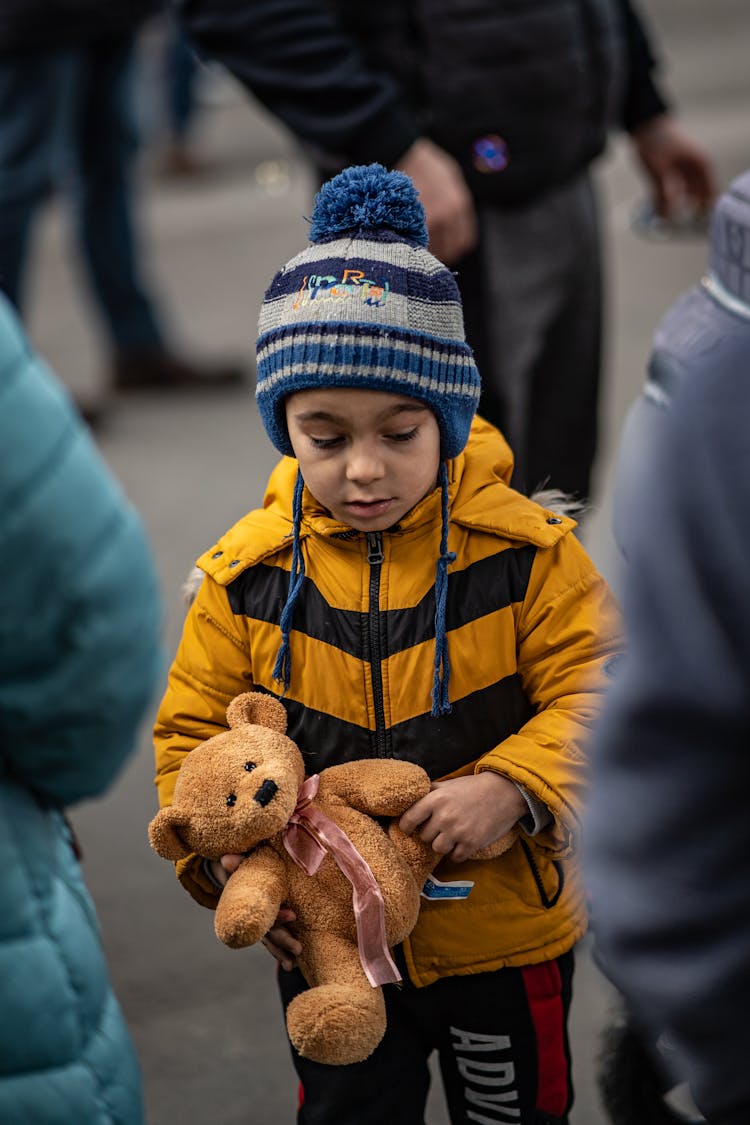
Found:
[214,845,289,950]
[319,759,431,816]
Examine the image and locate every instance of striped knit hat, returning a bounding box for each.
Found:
[255,163,481,459]
[256,164,480,716]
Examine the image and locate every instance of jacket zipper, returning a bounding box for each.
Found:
[366,531,390,757]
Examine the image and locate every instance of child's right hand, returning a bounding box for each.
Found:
[261,908,302,971]
[208,852,244,886]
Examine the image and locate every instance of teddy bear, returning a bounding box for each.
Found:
[149,691,517,1066]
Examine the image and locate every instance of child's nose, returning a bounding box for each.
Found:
[346,445,385,483]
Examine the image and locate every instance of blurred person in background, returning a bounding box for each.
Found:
[0,0,245,420]
[612,169,750,564]
[0,293,162,1123]
[584,169,750,1125]
[173,0,716,502]
[157,14,214,179]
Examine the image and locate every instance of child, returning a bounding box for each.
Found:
[153,164,620,1125]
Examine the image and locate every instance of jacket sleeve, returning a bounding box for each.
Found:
[616,0,671,131]
[0,297,162,807]
[174,0,420,165]
[476,533,621,856]
[153,572,255,905]
[584,361,750,1125]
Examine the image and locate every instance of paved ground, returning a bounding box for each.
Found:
[21,2,748,1121]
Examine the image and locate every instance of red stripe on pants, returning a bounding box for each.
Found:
[521,960,568,1117]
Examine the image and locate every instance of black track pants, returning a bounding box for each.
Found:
[278,949,574,1125]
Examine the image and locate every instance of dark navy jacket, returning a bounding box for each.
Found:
[176,0,668,203]
[0,0,157,51]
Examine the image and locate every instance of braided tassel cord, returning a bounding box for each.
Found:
[431,463,456,717]
[273,470,306,692]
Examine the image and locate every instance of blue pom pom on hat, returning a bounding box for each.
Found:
[255,163,481,461]
[308,163,429,245]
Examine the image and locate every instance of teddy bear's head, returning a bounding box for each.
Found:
[149,692,305,861]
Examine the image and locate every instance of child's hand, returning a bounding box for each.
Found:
[261,908,302,971]
[208,852,244,887]
[398,772,526,863]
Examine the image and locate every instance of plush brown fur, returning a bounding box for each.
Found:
[149,692,516,1065]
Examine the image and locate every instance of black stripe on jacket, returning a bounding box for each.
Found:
[226,545,536,658]
[268,675,534,779]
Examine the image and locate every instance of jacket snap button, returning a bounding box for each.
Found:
[228,559,240,568]
[212,551,223,559]
[546,516,562,525]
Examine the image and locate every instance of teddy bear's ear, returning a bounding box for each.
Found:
[226,692,287,734]
[148,807,193,860]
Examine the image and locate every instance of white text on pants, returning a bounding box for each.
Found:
[451,1026,521,1122]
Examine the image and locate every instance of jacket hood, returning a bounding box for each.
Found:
[198,416,575,584]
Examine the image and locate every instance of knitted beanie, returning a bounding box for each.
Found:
[255,163,480,459]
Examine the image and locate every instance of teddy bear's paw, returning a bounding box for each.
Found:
[287,985,386,1066]
[388,823,436,884]
[215,919,265,949]
[214,904,270,950]
[470,826,519,861]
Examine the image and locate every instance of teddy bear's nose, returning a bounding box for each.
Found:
[254,778,278,807]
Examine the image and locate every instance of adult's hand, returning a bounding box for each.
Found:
[631,113,717,220]
[396,138,478,265]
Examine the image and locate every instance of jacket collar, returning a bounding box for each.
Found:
[445,417,576,547]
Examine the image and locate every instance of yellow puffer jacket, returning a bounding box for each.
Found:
[154,417,620,986]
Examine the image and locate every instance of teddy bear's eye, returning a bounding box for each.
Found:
[226,793,237,807]
[244,762,256,772]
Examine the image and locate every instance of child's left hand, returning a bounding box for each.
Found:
[398,771,526,863]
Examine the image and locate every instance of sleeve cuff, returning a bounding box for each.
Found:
[202,857,225,890]
[515,783,553,835]
[176,852,222,908]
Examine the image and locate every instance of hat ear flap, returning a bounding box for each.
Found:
[148,807,192,860]
[226,691,287,734]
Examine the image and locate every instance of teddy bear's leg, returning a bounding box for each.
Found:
[287,934,387,1066]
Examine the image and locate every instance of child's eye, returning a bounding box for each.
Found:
[309,435,343,449]
[387,428,418,443]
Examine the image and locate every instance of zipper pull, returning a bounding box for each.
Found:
[366,531,384,565]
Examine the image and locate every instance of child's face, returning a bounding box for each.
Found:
[285,387,442,532]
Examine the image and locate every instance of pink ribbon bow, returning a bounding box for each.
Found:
[281,774,401,988]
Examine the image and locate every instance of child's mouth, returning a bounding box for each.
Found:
[345,498,393,518]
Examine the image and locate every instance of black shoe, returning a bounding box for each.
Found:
[112,348,247,391]
[598,1016,706,1124]
[157,144,216,181]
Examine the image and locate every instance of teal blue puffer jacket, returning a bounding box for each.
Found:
[0,296,162,1123]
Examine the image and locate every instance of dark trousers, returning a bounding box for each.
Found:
[458,173,602,502]
[165,18,200,140]
[0,39,163,351]
[278,949,574,1125]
